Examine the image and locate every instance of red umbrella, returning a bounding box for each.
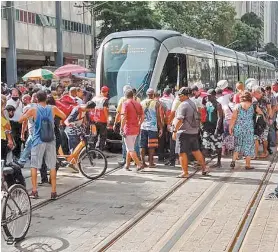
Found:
[54,64,89,78]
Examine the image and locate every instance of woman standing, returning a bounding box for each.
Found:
[229,91,263,169]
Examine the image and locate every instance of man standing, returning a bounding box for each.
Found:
[91,86,109,151]
[202,89,224,168]
[252,86,272,158]
[140,88,163,168]
[173,87,209,178]
[265,85,277,154]
[19,90,66,200]
[114,85,141,166]
[158,88,174,162]
[6,88,24,159]
[120,89,144,171]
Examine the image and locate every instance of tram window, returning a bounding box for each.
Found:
[187,55,214,89]
[157,53,186,93]
[239,64,248,83]
[249,65,259,80]
[218,60,237,87]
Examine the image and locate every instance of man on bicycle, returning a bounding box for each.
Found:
[64,101,96,154]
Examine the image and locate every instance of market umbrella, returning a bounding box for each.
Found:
[54,64,89,78]
[22,68,56,81]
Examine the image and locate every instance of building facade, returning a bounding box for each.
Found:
[1,1,98,85]
[231,1,278,47]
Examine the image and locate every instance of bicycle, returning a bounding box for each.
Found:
[57,125,108,180]
[1,162,32,245]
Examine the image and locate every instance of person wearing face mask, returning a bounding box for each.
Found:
[6,88,24,159]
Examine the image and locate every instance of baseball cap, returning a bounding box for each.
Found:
[191,85,199,92]
[101,86,109,92]
[207,89,216,96]
[146,88,155,95]
[217,80,228,90]
[163,87,171,95]
[178,87,191,96]
[69,87,77,92]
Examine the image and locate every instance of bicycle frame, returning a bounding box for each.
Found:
[57,124,96,165]
[58,139,85,165]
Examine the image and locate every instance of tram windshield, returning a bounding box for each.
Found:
[102,37,160,105]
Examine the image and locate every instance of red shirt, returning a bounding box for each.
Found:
[233,93,241,104]
[122,99,143,136]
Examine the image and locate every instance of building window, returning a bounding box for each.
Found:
[28,12,35,24]
[47,16,56,27]
[1,7,7,19]
[35,14,42,26]
[19,10,24,21]
[23,10,27,22]
[38,14,49,26]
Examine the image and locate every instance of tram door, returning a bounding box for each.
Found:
[157,53,187,95]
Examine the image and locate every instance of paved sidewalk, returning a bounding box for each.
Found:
[1,154,275,252]
[240,161,278,252]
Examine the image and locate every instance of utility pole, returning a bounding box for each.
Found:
[74,2,88,68]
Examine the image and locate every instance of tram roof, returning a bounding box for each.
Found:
[102,29,181,44]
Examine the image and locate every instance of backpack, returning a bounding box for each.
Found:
[253,104,266,136]
[39,106,55,142]
[184,101,201,129]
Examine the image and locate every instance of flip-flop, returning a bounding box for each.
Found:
[148,164,157,168]
[176,174,189,178]
[258,154,268,159]
[245,166,255,170]
[125,166,132,171]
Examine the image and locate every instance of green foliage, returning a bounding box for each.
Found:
[264,43,278,58]
[155,1,236,46]
[94,1,161,42]
[230,20,261,51]
[241,12,262,30]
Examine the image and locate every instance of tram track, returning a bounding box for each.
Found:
[228,152,278,252]
[94,157,216,252]
[93,154,278,252]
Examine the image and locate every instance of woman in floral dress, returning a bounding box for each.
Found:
[229,91,263,169]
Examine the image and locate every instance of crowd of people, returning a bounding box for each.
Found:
[1,78,278,200]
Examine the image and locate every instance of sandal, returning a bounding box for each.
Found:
[245,166,255,170]
[148,164,157,168]
[230,161,235,169]
[124,166,132,171]
[177,173,189,178]
[258,154,268,159]
[136,165,145,172]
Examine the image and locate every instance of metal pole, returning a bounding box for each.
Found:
[6,1,17,86]
[55,1,63,66]
[90,8,96,71]
[83,3,86,68]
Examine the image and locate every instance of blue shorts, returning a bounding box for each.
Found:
[140,130,158,149]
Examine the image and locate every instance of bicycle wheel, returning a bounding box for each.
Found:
[2,184,32,241]
[78,149,108,179]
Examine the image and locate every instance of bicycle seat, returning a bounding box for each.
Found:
[2,167,14,175]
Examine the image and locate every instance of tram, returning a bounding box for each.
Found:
[95,29,276,149]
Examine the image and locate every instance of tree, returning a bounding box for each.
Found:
[241,12,262,30]
[229,20,261,51]
[95,1,161,42]
[155,1,236,46]
[264,43,278,58]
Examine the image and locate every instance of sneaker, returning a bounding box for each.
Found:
[265,192,278,200]
[118,160,126,166]
[68,164,79,173]
[29,191,39,199]
[51,192,57,200]
[165,161,175,167]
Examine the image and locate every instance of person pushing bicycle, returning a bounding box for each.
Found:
[64,101,96,155]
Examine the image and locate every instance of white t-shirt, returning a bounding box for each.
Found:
[190,96,203,109]
[6,99,23,122]
[24,103,37,135]
[217,94,232,108]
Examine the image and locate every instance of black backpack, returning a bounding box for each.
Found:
[253,104,266,136]
[39,106,55,142]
